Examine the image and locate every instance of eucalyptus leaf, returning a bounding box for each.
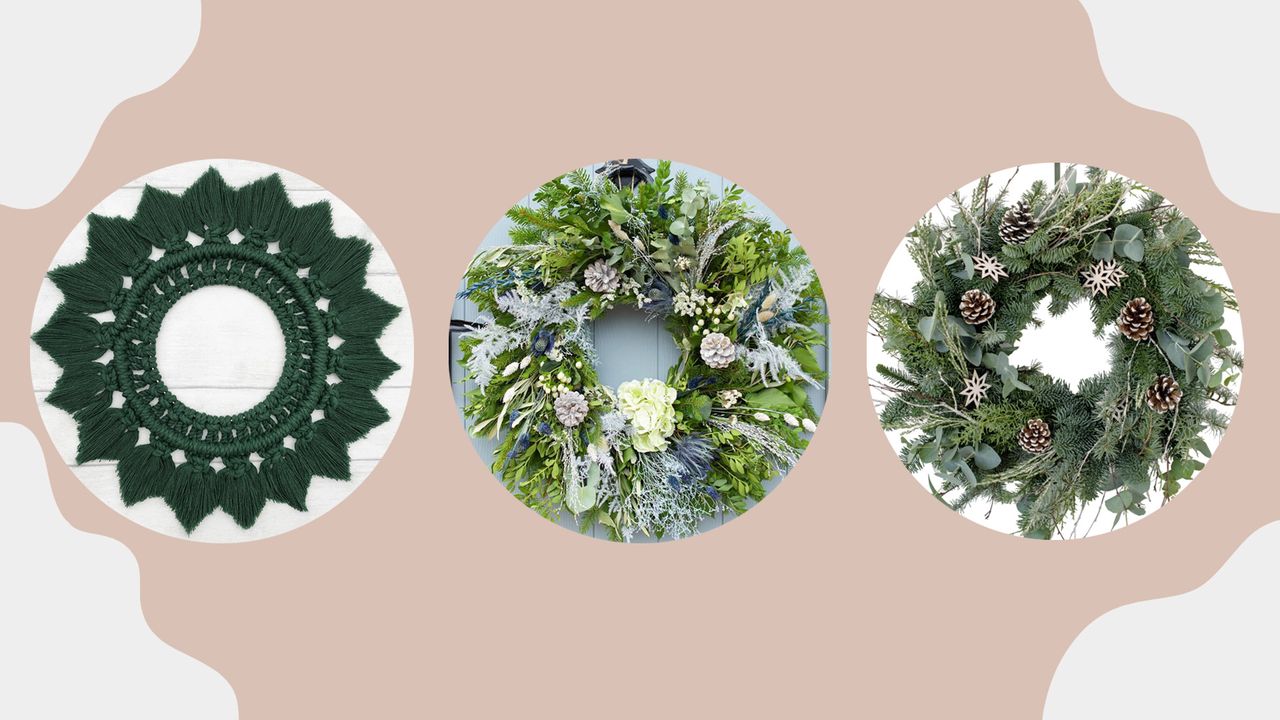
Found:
[1156,329,1188,370]
[918,316,936,340]
[1090,235,1114,261]
[1113,223,1143,245]
[973,444,1001,470]
[953,253,975,280]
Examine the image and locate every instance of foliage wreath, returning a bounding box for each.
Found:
[34,168,401,533]
[458,161,826,541]
[870,166,1242,538]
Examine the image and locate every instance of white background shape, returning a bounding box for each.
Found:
[0,1,200,209]
[30,159,414,542]
[1080,0,1280,213]
[868,164,1242,538]
[1045,520,1280,718]
[0,421,237,717]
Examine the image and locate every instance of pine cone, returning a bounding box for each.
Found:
[999,200,1038,244]
[583,259,621,294]
[959,289,996,325]
[699,332,736,368]
[1146,375,1183,413]
[1017,418,1053,454]
[1117,297,1155,341]
[553,390,589,427]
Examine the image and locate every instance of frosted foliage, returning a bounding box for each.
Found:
[773,261,815,322]
[595,450,708,541]
[739,326,819,388]
[465,319,523,389]
[496,282,595,359]
[469,282,595,388]
[708,416,800,471]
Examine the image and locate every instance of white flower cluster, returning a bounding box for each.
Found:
[672,289,707,317]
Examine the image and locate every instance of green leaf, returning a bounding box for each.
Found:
[1156,329,1188,370]
[961,338,983,366]
[1190,335,1214,363]
[953,254,975,280]
[791,346,822,377]
[1113,223,1143,245]
[918,316,938,340]
[687,394,712,422]
[1190,437,1212,457]
[1114,224,1144,261]
[599,194,631,224]
[745,388,800,413]
[973,444,1001,470]
[1090,234,1114,261]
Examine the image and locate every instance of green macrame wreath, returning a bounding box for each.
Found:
[871,166,1241,539]
[34,168,400,533]
[458,161,826,542]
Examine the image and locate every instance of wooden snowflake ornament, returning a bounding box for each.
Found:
[960,369,991,408]
[972,253,1008,282]
[1081,259,1127,297]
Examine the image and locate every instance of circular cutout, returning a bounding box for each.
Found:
[868,164,1243,539]
[156,285,287,415]
[30,159,414,541]
[451,159,828,542]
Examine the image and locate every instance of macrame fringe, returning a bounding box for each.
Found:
[277,202,336,265]
[37,166,401,533]
[218,458,266,529]
[297,422,351,481]
[335,338,399,389]
[85,214,150,273]
[49,260,122,313]
[310,237,372,297]
[184,168,237,239]
[261,449,311,511]
[327,288,400,339]
[46,362,109,414]
[32,309,106,366]
[324,383,387,443]
[118,444,174,506]
[132,184,192,249]
[235,174,291,236]
[164,460,220,534]
[73,406,137,465]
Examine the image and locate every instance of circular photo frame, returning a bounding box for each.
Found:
[869,164,1242,539]
[451,159,828,542]
[31,159,413,541]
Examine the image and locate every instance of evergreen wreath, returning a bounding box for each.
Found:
[871,166,1242,539]
[34,168,401,533]
[458,161,826,541]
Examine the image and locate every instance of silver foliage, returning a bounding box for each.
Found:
[465,318,523,389]
[707,416,800,472]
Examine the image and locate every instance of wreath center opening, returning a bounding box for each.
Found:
[591,305,680,389]
[1007,297,1111,391]
[155,284,286,415]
